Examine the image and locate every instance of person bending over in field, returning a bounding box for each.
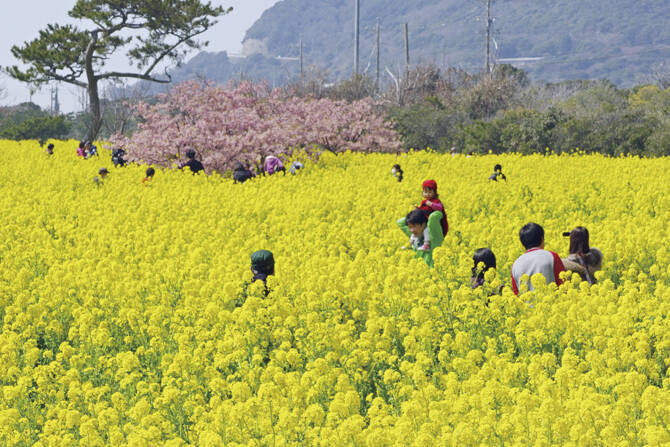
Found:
[488,164,507,182]
[179,150,205,174]
[142,167,155,185]
[93,168,109,185]
[251,250,275,296]
[233,162,254,184]
[511,222,566,295]
[45,143,54,155]
[264,155,285,175]
[289,161,304,175]
[236,250,276,306]
[562,227,602,285]
[392,164,404,182]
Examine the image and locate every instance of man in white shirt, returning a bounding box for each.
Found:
[511,222,566,295]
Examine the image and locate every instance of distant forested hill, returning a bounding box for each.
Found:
[156,0,670,87]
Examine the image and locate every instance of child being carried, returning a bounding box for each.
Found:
[413,179,448,250]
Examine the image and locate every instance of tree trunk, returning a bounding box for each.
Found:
[87,78,102,142]
[84,33,103,141]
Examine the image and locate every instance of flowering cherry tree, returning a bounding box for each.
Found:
[110,80,402,173]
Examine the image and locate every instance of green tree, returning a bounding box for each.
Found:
[6,0,231,140]
[0,115,70,146]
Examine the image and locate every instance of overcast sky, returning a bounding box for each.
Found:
[0,0,279,112]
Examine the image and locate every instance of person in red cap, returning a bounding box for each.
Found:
[416,180,448,248]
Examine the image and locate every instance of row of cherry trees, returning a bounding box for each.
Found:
[110,80,402,173]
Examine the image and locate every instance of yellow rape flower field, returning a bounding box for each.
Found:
[3,140,670,447]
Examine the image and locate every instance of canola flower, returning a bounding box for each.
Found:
[1,140,670,446]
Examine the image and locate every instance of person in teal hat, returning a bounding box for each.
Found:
[251,250,275,295]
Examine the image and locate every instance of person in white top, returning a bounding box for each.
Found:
[511,222,566,295]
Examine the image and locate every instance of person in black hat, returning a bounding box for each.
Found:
[179,150,204,174]
[488,164,507,182]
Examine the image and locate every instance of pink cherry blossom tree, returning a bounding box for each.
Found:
[110,80,402,173]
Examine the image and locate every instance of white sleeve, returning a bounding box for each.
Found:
[423,226,430,242]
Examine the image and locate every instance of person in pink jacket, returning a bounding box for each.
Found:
[264,155,285,175]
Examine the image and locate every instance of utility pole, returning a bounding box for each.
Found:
[50,85,61,115]
[54,87,60,115]
[485,0,492,74]
[299,39,304,79]
[375,22,380,90]
[354,0,360,75]
[404,23,410,76]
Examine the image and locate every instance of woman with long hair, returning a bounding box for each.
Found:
[562,227,603,284]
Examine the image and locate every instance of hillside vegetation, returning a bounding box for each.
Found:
[234,0,670,85]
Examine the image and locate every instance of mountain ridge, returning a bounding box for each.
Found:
[156,0,670,88]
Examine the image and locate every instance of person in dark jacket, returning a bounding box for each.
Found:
[392,164,404,182]
[251,250,275,296]
[233,162,254,184]
[488,164,507,182]
[112,149,127,167]
[179,150,204,174]
[84,141,98,158]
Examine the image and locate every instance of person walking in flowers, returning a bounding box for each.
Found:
[511,222,566,295]
[488,164,507,182]
[416,179,448,240]
[562,227,602,284]
[236,250,276,306]
[392,164,404,182]
[397,180,449,267]
[178,149,204,174]
[471,248,497,289]
[93,168,109,185]
[401,210,430,250]
[398,209,442,268]
[142,167,155,185]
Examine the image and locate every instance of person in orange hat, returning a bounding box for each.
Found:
[142,167,155,185]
